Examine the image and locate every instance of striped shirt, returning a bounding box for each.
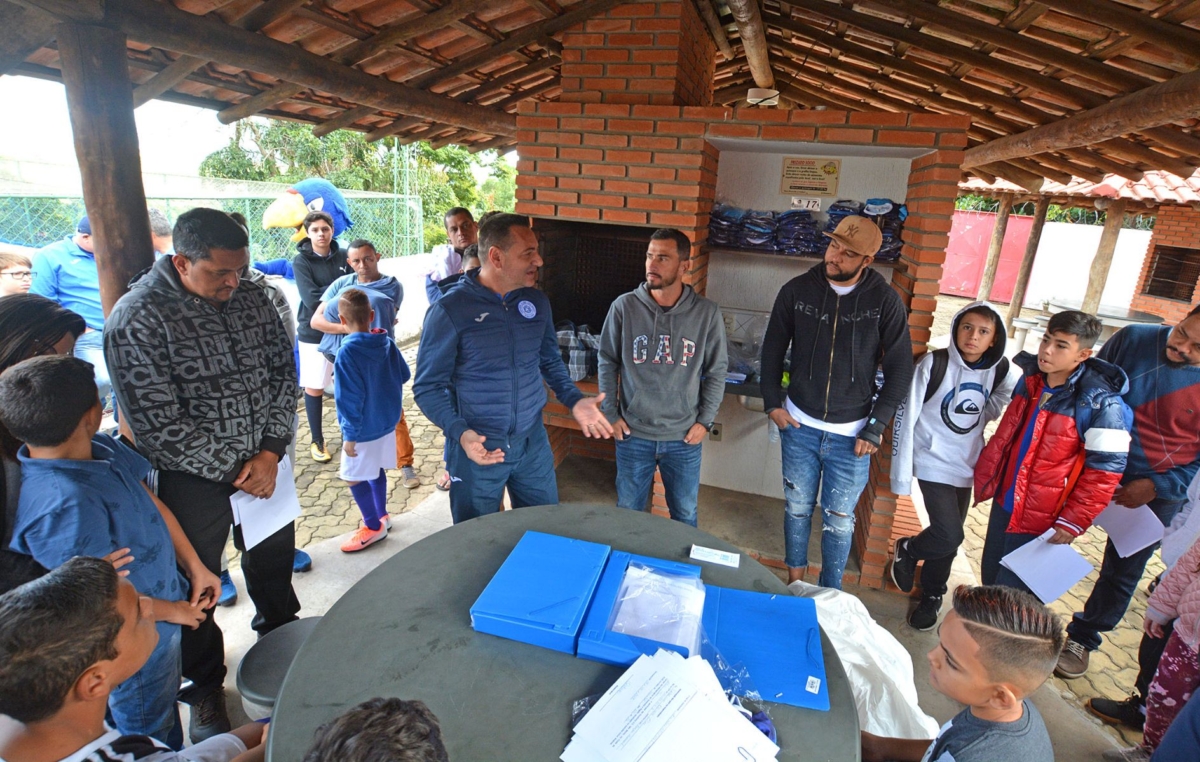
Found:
[53,727,246,762]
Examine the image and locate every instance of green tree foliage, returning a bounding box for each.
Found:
[199,119,517,248]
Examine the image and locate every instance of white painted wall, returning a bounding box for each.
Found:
[714,150,913,214]
[698,148,915,496]
[1019,222,1152,310]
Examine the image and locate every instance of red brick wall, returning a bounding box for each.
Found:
[559,1,715,107]
[1131,204,1200,324]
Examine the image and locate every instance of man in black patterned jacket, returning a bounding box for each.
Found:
[105,208,299,742]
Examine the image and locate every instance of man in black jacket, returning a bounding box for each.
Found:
[293,211,349,463]
[761,216,913,589]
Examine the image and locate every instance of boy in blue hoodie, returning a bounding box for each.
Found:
[333,289,410,553]
[890,302,1016,630]
[974,310,1132,594]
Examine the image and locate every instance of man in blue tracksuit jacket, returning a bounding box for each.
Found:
[413,213,613,523]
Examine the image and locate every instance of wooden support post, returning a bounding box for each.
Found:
[1006,196,1051,336]
[1081,198,1128,314]
[56,22,154,317]
[978,194,1013,303]
[726,0,774,89]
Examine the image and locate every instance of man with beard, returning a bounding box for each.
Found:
[760,216,913,589]
[413,214,613,523]
[597,228,727,527]
[1056,304,1200,705]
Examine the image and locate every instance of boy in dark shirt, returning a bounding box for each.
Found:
[0,356,220,748]
[861,585,1062,762]
[0,557,264,762]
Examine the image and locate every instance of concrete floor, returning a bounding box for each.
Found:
[209,460,1120,759]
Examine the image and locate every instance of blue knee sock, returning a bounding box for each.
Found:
[370,470,388,520]
[349,482,380,530]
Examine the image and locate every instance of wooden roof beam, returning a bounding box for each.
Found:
[767,12,1053,126]
[468,135,517,154]
[130,0,307,108]
[1036,0,1200,62]
[493,77,559,110]
[963,68,1200,170]
[215,0,501,124]
[1008,157,1073,186]
[869,0,1152,93]
[366,116,427,143]
[311,104,376,137]
[0,0,57,76]
[1138,126,1200,162]
[25,0,518,136]
[982,162,1045,192]
[1030,153,1105,184]
[726,0,775,89]
[1094,139,1197,179]
[458,55,560,103]
[1061,147,1144,182]
[695,0,734,61]
[782,0,1101,109]
[777,83,855,111]
[406,0,626,89]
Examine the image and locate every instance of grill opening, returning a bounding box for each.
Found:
[534,219,653,330]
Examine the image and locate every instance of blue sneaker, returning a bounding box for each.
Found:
[217,570,237,607]
[293,549,313,573]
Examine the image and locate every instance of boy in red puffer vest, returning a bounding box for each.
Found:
[975,310,1132,594]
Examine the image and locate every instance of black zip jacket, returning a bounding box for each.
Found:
[293,238,348,344]
[760,263,914,445]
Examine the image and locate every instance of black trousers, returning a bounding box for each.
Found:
[157,470,300,704]
[1135,621,1174,705]
[906,480,972,598]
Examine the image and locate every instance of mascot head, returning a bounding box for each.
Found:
[262,178,354,242]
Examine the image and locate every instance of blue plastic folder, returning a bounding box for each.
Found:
[701,587,830,711]
[469,531,610,654]
[576,551,703,665]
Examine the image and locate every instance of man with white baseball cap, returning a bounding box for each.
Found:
[760,215,914,589]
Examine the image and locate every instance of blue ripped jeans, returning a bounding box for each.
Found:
[779,424,870,589]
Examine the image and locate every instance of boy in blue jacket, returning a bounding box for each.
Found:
[333,289,410,553]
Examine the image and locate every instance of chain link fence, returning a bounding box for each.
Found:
[0,163,423,260]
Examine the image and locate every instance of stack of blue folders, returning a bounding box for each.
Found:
[774,209,823,256]
[863,198,907,262]
[824,198,864,235]
[469,531,830,712]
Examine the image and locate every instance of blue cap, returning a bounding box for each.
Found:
[76,216,91,235]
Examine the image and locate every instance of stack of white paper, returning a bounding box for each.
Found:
[229,456,302,550]
[561,650,779,762]
[999,528,1093,603]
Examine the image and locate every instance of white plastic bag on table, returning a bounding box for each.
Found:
[788,580,938,739]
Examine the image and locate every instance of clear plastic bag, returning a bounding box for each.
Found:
[607,563,705,656]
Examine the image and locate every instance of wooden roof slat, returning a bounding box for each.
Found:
[696,0,735,60]
[1037,0,1200,61]
[366,115,427,143]
[1062,147,1145,182]
[312,104,375,137]
[38,0,518,136]
[784,0,1100,109]
[131,0,307,108]
[1096,138,1197,178]
[456,54,560,103]
[0,0,57,76]
[868,0,1153,91]
[213,0,500,124]
[405,0,625,90]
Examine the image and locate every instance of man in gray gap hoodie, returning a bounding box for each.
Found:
[599,228,728,526]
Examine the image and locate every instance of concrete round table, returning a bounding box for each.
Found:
[267,504,860,761]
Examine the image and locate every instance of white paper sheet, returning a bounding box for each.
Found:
[562,650,779,762]
[230,456,301,550]
[999,529,1093,603]
[1094,502,1165,559]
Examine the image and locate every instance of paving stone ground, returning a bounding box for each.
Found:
[934,294,1155,746]
[227,346,446,556]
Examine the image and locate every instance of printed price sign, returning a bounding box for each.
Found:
[780,157,841,196]
[791,197,822,211]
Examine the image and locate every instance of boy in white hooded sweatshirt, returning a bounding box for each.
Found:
[890,302,1017,630]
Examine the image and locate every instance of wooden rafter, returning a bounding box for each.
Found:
[1035,0,1200,63]
[0,0,57,76]
[726,0,774,90]
[695,0,734,61]
[21,0,518,136]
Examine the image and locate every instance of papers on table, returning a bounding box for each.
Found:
[1094,502,1165,558]
[561,650,779,762]
[1000,529,1092,604]
[230,456,301,550]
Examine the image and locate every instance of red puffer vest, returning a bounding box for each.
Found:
[974,352,1131,537]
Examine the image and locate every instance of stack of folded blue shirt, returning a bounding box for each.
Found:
[824,199,864,235]
[863,198,907,262]
[740,209,778,252]
[708,204,745,248]
[774,209,822,256]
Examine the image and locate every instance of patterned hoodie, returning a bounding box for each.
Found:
[104,255,297,483]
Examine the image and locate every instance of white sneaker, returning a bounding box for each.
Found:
[401,465,420,489]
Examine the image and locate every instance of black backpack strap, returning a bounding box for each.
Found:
[923,348,950,404]
[990,356,1010,396]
